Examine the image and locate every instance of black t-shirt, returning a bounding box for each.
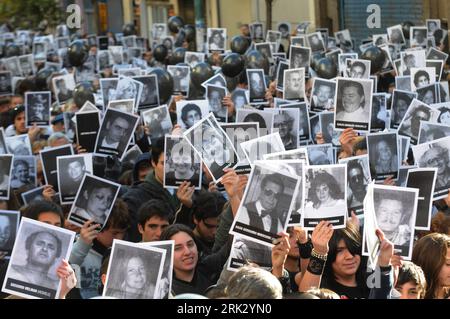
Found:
[321,276,369,299]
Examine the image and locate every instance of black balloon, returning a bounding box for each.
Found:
[310,52,325,71]
[153,44,168,62]
[230,35,250,55]
[35,67,53,91]
[245,50,269,74]
[122,23,136,36]
[174,29,186,47]
[5,43,21,57]
[68,40,89,67]
[169,47,187,65]
[191,62,214,88]
[361,46,386,74]
[168,16,184,34]
[184,24,196,42]
[401,21,415,39]
[225,75,238,92]
[314,57,338,79]
[73,82,95,108]
[222,53,245,78]
[149,68,174,104]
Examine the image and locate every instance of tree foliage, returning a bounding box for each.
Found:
[0,0,64,30]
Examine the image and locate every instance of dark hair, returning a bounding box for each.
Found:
[103,198,130,231]
[413,70,430,86]
[350,61,367,73]
[209,30,224,44]
[323,223,364,284]
[308,170,343,208]
[22,200,64,226]
[347,160,364,175]
[150,137,165,165]
[243,113,267,129]
[9,104,25,122]
[437,107,450,123]
[25,230,62,259]
[160,223,196,244]
[261,174,285,194]
[138,199,174,227]
[181,103,201,125]
[413,105,431,119]
[396,261,427,298]
[193,191,225,221]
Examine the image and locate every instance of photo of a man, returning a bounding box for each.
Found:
[177,100,209,130]
[95,109,140,160]
[247,69,267,105]
[206,85,227,121]
[58,155,92,204]
[0,155,13,199]
[0,71,12,96]
[25,92,51,127]
[283,68,305,101]
[310,79,336,112]
[53,75,75,105]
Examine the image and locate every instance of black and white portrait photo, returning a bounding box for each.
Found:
[277,22,291,39]
[307,32,326,53]
[0,71,12,96]
[167,65,190,96]
[406,168,437,230]
[142,105,173,140]
[131,74,160,110]
[255,42,273,62]
[291,36,306,47]
[334,78,373,132]
[161,36,174,52]
[207,28,226,52]
[426,60,444,82]
[103,239,165,299]
[0,155,13,200]
[416,83,440,105]
[95,108,140,160]
[240,133,285,165]
[25,91,51,127]
[410,67,436,91]
[236,108,274,136]
[410,27,428,48]
[176,99,209,130]
[109,46,124,65]
[18,54,35,77]
[10,156,37,189]
[307,144,334,165]
[289,46,311,73]
[390,89,417,129]
[303,165,347,229]
[40,144,73,192]
[250,22,264,41]
[6,134,32,156]
[275,60,290,91]
[228,236,272,271]
[57,154,93,204]
[100,78,119,110]
[3,57,23,78]
[418,122,450,144]
[335,29,353,48]
[310,78,336,112]
[111,77,143,111]
[427,47,448,62]
[1,218,75,299]
[76,111,101,153]
[372,185,418,259]
[338,53,358,76]
[0,128,6,155]
[339,155,371,217]
[395,76,411,92]
[273,109,299,150]
[266,30,282,44]
[20,186,46,206]
[231,88,249,110]
[230,162,300,246]
[221,122,259,173]
[97,50,112,72]
[398,99,439,144]
[163,135,201,189]
[122,35,137,49]
[68,174,120,228]
[206,84,228,121]
[185,51,205,69]
[412,136,450,199]
[56,36,70,49]
[107,99,135,114]
[400,50,426,76]
[152,23,167,43]
[201,73,227,89]
[0,210,19,259]
[344,59,371,79]
[367,132,399,180]
[247,69,267,105]
[387,25,406,45]
[283,68,305,101]
[370,93,387,132]
[320,112,341,146]
[183,113,239,182]
[33,42,47,62]
[52,74,75,105]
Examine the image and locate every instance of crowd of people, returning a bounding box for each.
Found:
[0,14,449,301]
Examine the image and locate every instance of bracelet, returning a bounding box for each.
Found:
[311,248,328,261]
[307,255,326,275]
[298,240,313,259]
